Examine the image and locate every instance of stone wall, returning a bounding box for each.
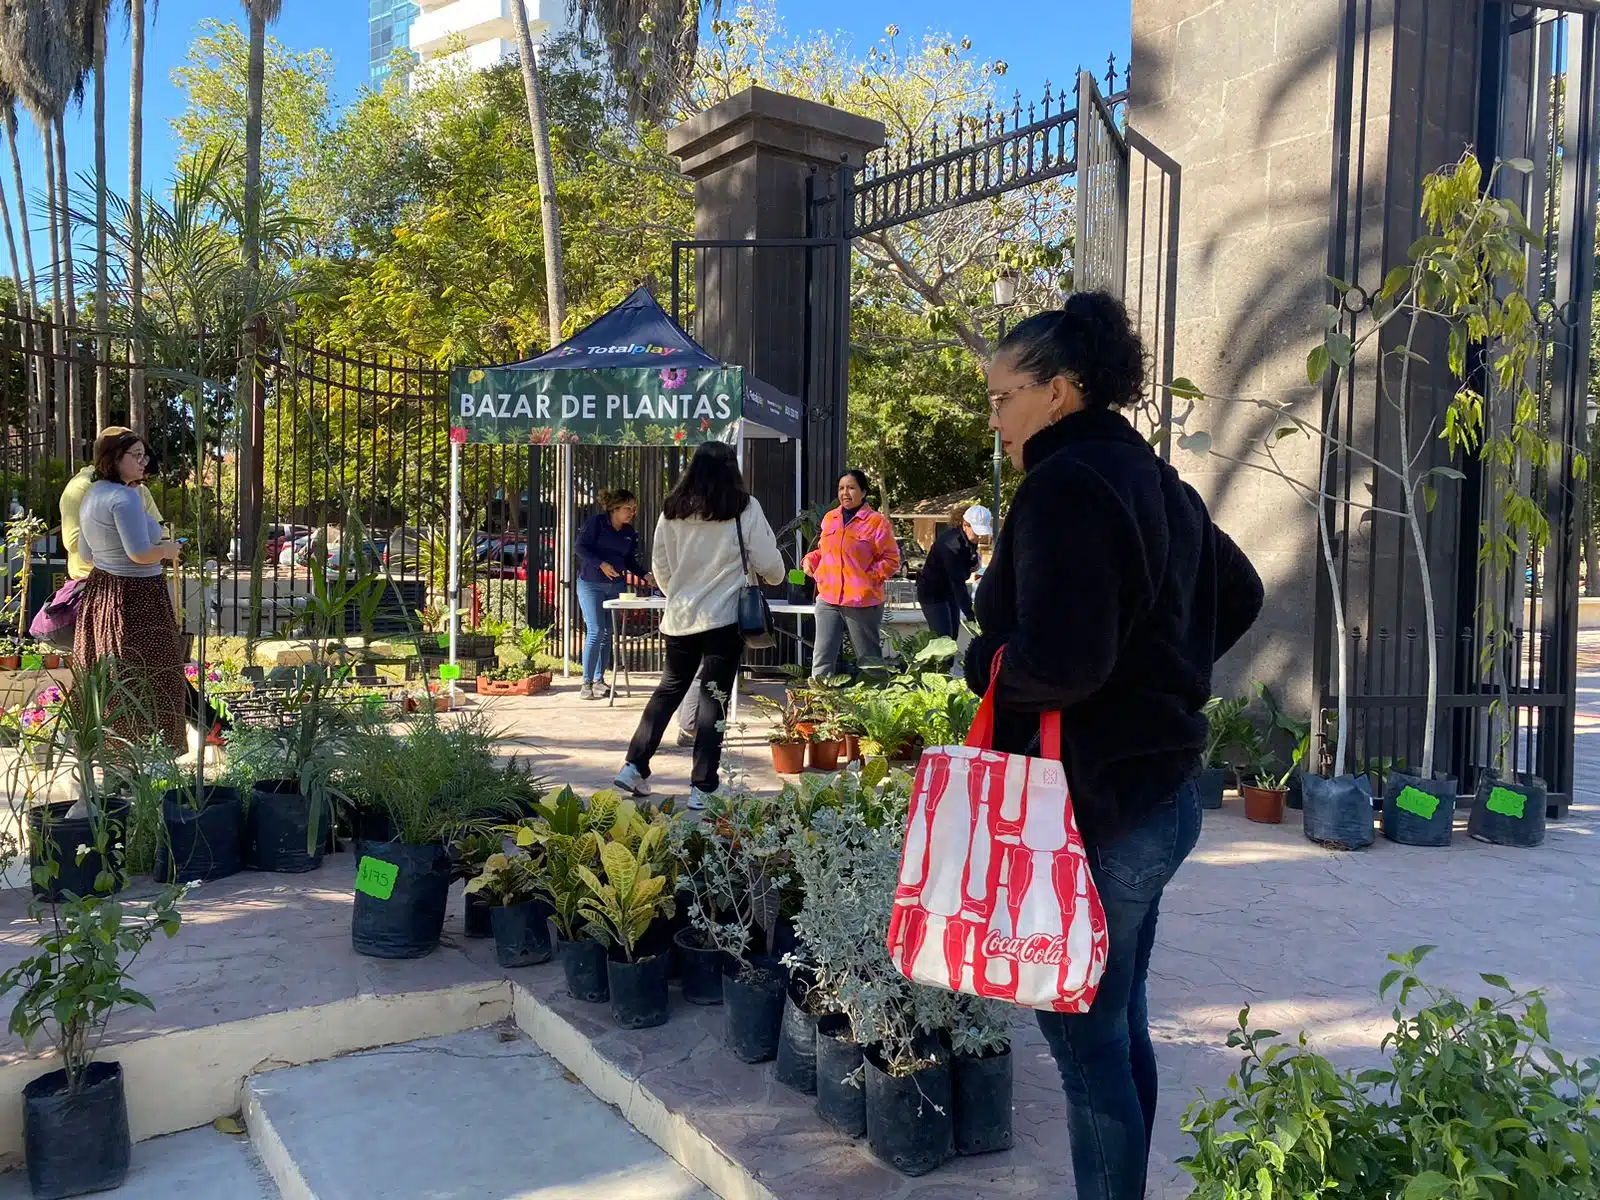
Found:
[1129,0,1484,721]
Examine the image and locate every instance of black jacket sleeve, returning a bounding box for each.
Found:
[1213,527,1263,662]
[990,470,1135,713]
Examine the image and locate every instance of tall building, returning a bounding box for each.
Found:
[410,0,568,75]
[368,0,419,81]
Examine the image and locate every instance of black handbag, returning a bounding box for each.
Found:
[734,512,775,650]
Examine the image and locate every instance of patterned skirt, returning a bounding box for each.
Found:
[73,571,186,751]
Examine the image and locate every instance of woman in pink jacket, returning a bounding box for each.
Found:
[802,469,901,679]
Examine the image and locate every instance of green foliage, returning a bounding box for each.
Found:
[1203,697,1252,770]
[1182,947,1600,1198]
[343,708,530,845]
[463,851,542,908]
[0,887,187,1095]
[672,789,788,977]
[576,838,674,964]
[170,18,334,235]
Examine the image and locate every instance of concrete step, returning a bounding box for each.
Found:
[244,1026,716,1200]
[0,1122,278,1199]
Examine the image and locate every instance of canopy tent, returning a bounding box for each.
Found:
[445,287,805,682]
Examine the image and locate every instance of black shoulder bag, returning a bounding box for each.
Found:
[734,511,776,650]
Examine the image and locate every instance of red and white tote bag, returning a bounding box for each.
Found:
[887,662,1108,1012]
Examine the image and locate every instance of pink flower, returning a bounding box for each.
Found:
[660,368,688,389]
[449,427,468,444]
[528,428,553,446]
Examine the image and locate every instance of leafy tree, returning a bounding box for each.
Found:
[170,18,332,241]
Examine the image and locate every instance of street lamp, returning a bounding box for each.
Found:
[991,270,1020,518]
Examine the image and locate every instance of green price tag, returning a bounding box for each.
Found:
[439,663,462,681]
[355,856,399,900]
[787,568,806,586]
[20,653,42,671]
[1395,785,1439,821]
[436,633,449,649]
[1486,786,1526,819]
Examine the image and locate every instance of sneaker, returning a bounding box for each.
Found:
[686,788,712,810]
[676,728,696,748]
[592,681,611,699]
[578,683,595,700]
[614,763,651,797]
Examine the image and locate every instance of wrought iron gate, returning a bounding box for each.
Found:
[1318,0,1598,810]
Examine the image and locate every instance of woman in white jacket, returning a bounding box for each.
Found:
[614,441,784,808]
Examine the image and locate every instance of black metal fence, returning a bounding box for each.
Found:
[1316,0,1594,809]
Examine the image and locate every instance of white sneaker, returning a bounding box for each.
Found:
[592,681,611,699]
[578,683,595,700]
[686,788,712,810]
[614,763,651,797]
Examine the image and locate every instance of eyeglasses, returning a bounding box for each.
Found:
[986,371,1084,414]
[986,379,1045,414]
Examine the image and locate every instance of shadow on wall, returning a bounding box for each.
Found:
[1129,1,1482,729]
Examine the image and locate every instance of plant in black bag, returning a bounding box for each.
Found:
[575,816,676,964]
[7,660,148,902]
[0,884,187,1198]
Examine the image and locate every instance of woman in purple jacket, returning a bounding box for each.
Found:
[575,489,648,699]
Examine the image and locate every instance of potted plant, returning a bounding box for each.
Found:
[451,829,500,939]
[465,850,553,968]
[245,560,389,873]
[936,993,1015,1157]
[673,790,790,1062]
[476,660,553,697]
[760,695,809,775]
[783,770,955,1174]
[576,820,677,1030]
[664,822,728,1006]
[9,661,138,902]
[0,635,23,671]
[807,717,846,772]
[344,709,526,959]
[1238,728,1293,825]
[0,885,186,1199]
[1198,697,1248,809]
[513,786,615,1002]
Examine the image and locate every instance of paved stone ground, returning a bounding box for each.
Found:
[0,1123,276,1199]
[0,655,1595,1196]
[246,1027,712,1199]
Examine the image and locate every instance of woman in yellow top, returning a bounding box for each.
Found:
[60,426,164,580]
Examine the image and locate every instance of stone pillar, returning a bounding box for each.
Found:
[1130,0,1484,719]
[668,88,884,510]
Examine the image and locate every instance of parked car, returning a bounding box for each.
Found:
[278,535,380,571]
[478,535,528,578]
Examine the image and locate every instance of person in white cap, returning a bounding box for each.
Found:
[914,503,991,638]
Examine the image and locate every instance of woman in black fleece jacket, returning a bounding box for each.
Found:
[965,293,1263,1200]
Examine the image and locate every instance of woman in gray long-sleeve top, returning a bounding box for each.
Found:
[75,432,186,749]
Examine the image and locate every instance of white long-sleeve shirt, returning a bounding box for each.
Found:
[652,497,785,636]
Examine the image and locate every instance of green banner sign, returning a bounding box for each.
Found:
[450,366,744,447]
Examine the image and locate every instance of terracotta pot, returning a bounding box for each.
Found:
[844,734,861,763]
[39,654,60,670]
[0,656,19,671]
[809,740,843,771]
[1242,785,1287,824]
[794,722,817,740]
[771,741,807,774]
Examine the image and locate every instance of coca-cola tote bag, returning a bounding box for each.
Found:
[887,664,1108,1012]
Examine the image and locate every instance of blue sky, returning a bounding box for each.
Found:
[13,0,1129,278]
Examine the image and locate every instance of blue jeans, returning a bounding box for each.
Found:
[576,578,622,683]
[1035,780,1203,1200]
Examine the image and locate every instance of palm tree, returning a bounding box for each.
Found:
[0,0,88,459]
[90,0,112,431]
[568,0,706,121]
[510,0,565,342]
[240,0,282,638]
[127,0,151,432]
[0,86,45,441]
